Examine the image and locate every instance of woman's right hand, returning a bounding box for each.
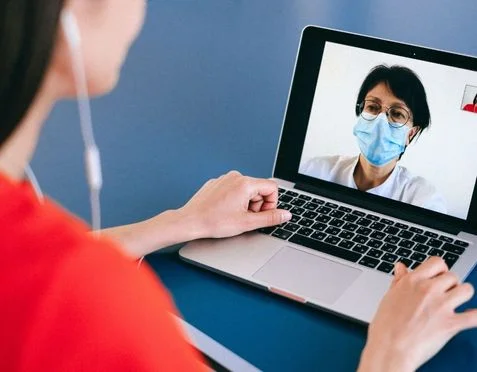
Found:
[358,257,477,372]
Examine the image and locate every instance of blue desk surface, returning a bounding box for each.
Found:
[33,1,477,371]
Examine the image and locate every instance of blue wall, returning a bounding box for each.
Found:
[33,0,477,228]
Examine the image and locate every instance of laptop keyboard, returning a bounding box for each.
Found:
[257,188,469,274]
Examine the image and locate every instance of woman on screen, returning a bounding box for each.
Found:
[301,65,447,213]
[463,93,477,113]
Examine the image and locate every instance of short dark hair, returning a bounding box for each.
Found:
[473,93,477,105]
[0,1,65,147]
[355,65,431,139]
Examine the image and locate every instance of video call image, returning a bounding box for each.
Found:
[299,42,477,220]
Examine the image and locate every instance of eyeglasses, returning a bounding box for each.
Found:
[357,99,412,128]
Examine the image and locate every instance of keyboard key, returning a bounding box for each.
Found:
[396,248,412,257]
[298,194,312,201]
[395,223,409,229]
[303,202,318,210]
[325,202,339,209]
[367,248,383,258]
[279,194,293,203]
[357,227,372,236]
[428,239,443,248]
[455,240,469,248]
[398,240,415,249]
[380,218,394,225]
[384,226,400,235]
[352,244,369,254]
[343,214,359,222]
[412,234,428,244]
[258,226,275,234]
[339,231,355,240]
[312,198,325,205]
[382,253,398,263]
[410,252,427,262]
[278,188,285,194]
[291,207,305,215]
[414,244,430,254]
[411,262,421,270]
[381,243,398,253]
[424,231,438,238]
[352,235,369,244]
[439,236,454,243]
[367,239,383,249]
[370,222,386,231]
[324,235,341,245]
[289,234,362,263]
[370,231,386,240]
[384,235,400,245]
[443,253,459,269]
[377,262,395,273]
[338,240,355,249]
[303,210,318,219]
[272,229,293,240]
[338,206,352,213]
[398,258,413,268]
[285,190,298,197]
[398,230,413,240]
[352,210,366,217]
[409,227,423,234]
[298,218,314,227]
[316,206,332,214]
[329,219,345,228]
[357,218,372,227]
[329,210,345,218]
[311,231,327,241]
[325,226,341,236]
[429,248,445,257]
[358,256,380,269]
[311,222,327,231]
[442,243,466,255]
[367,214,380,221]
[283,223,300,232]
[290,214,301,223]
[316,214,332,223]
[290,198,306,207]
[343,223,359,232]
[279,203,293,211]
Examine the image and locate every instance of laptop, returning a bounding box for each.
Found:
[180,26,477,323]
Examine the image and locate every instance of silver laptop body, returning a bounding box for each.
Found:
[180,26,477,323]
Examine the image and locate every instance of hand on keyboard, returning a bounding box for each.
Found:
[181,171,291,238]
[358,257,477,372]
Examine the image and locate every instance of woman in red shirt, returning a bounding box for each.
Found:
[463,94,477,113]
[1,1,477,371]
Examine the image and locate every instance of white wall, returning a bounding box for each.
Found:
[300,42,477,219]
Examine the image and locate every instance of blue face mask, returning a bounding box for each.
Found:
[353,113,410,167]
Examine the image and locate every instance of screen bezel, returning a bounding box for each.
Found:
[274,26,477,235]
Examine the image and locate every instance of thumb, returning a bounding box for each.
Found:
[392,262,408,286]
[248,209,292,229]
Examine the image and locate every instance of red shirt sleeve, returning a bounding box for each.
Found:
[18,242,206,371]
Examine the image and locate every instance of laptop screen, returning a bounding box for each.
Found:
[298,41,477,221]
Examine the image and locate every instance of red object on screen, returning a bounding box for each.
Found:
[0,173,205,371]
[463,103,477,112]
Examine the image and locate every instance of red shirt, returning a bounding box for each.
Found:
[0,173,205,371]
[463,104,477,112]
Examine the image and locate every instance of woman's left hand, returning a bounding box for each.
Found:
[181,170,292,239]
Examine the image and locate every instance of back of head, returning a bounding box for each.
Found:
[0,1,65,147]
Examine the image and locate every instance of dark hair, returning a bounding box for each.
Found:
[0,1,65,147]
[355,65,431,141]
[473,93,477,105]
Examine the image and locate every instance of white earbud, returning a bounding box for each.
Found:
[61,9,103,233]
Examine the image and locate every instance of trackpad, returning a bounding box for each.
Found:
[253,247,362,304]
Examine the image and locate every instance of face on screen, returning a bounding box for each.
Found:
[299,42,477,220]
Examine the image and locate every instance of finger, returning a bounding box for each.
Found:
[412,256,448,280]
[248,200,264,213]
[246,178,279,203]
[429,271,460,293]
[392,262,407,286]
[445,283,475,310]
[246,209,291,229]
[453,309,477,333]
